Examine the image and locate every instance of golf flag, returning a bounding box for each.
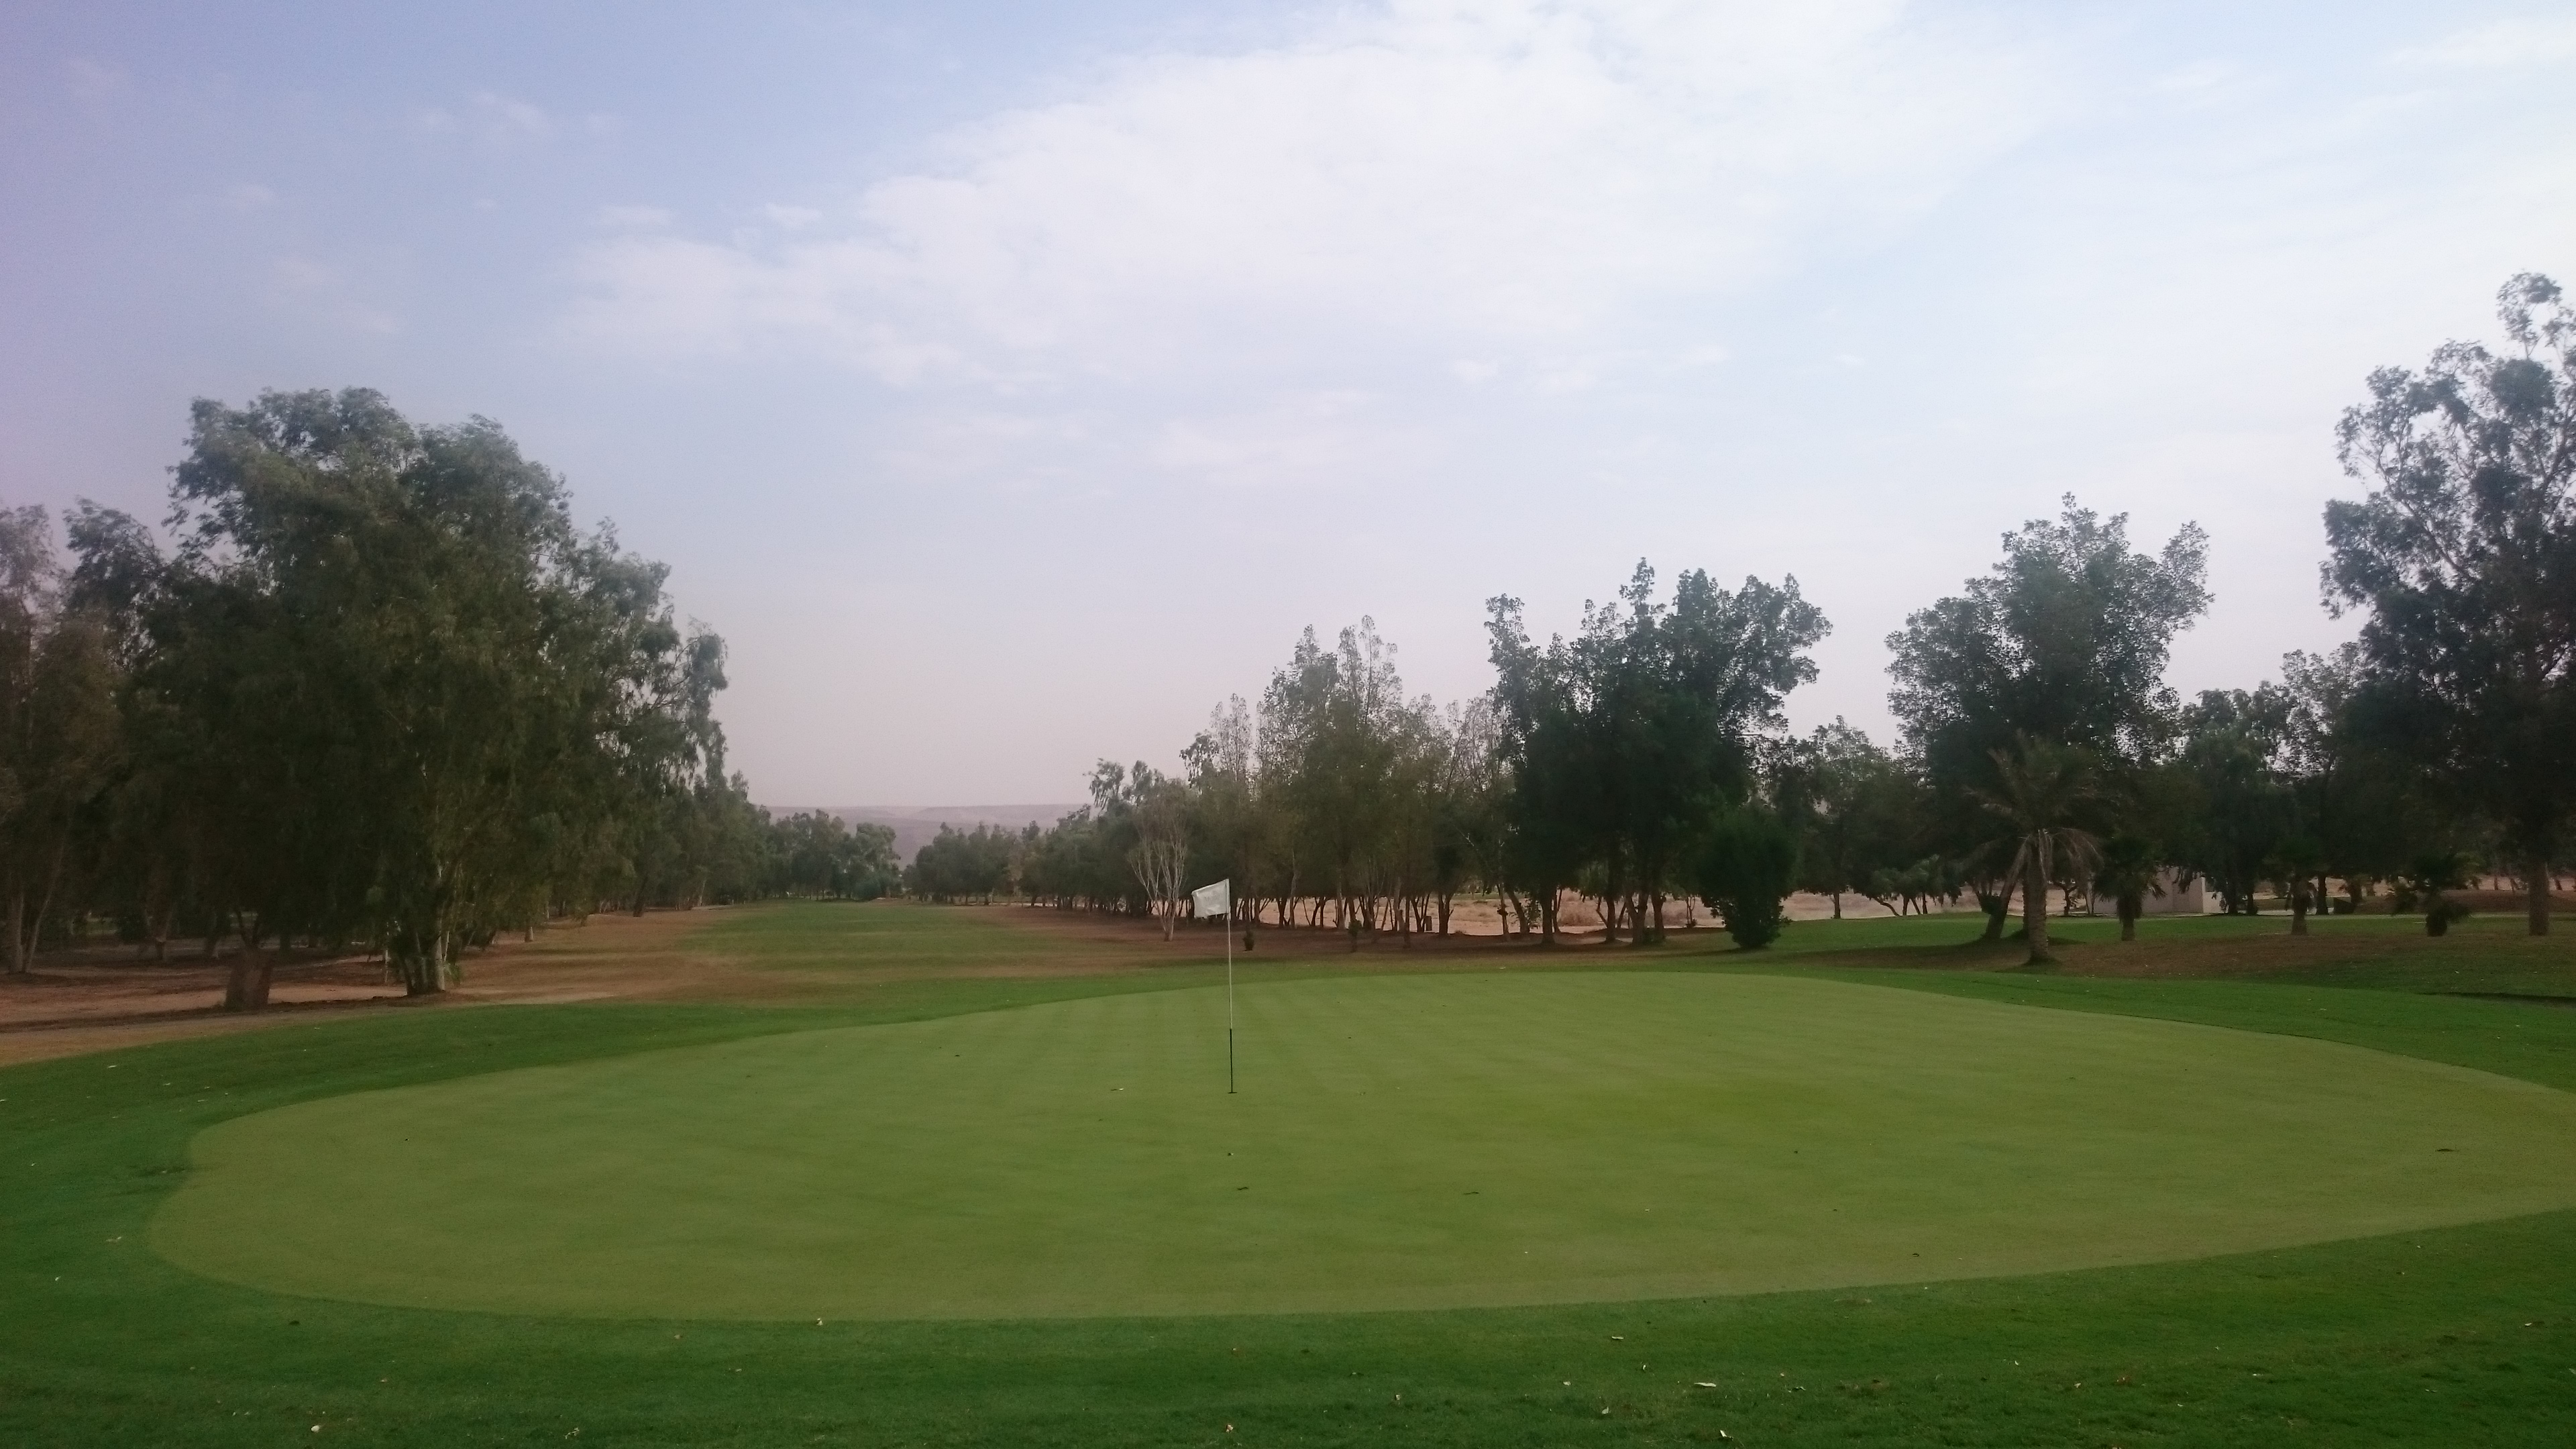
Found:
[1191,878,1231,920]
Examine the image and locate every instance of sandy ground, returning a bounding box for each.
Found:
[10,892,2571,1067]
[1314,890,1958,936]
[0,914,721,1067]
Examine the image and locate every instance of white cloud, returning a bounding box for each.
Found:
[1144,390,1432,493]
[470,91,553,142]
[415,91,556,146]
[597,205,676,229]
[2398,15,2576,69]
[269,258,398,335]
[562,0,2049,384]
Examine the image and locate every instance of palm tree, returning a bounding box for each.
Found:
[2266,835,2324,936]
[1970,739,2103,965]
[2093,834,2163,942]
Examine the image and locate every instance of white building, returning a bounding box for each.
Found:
[2088,867,2209,917]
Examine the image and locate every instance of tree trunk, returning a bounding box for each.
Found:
[392,921,449,996]
[222,923,273,1012]
[4,840,70,976]
[1600,859,1622,945]
[2530,857,2553,936]
[1977,885,2011,942]
[2118,899,2139,942]
[1831,891,1842,920]
[2022,842,2053,965]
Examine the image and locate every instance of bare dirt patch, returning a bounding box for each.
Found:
[13,900,2571,1067]
[0,912,735,1066]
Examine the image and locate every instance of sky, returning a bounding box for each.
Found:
[4,1,2573,806]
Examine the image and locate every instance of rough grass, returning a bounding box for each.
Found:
[7,900,2576,1445]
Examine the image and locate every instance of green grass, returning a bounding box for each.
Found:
[685,898,1168,975]
[1730,902,2559,955]
[9,900,2576,1444]
[154,974,2576,1320]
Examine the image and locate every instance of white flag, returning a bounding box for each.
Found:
[1191,879,1231,919]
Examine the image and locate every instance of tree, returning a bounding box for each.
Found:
[2092,833,2161,942]
[2173,686,2296,915]
[1486,562,1827,947]
[908,822,1010,902]
[2267,835,2325,936]
[1695,805,1799,949]
[2323,272,2576,936]
[2278,644,2418,909]
[1127,775,1190,941]
[1888,497,2208,941]
[0,506,123,973]
[1181,695,1258,941]
[1970,739,2104,965]
[2403,849,2475,937]
[67,390,733,1005]
[1785,720,1921,918]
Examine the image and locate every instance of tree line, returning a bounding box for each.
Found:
[0,389,892,1007]
[983,273,2576,955]
[6,274,2564,981]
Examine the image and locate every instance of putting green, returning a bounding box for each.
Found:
[152,973,2576,1320]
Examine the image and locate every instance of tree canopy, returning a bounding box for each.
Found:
[2324,272,2576,934]
[11,389,774,1005]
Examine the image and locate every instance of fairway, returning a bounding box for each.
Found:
[154,971,2576,1320]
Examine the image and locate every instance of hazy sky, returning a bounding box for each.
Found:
[5,1,2573,804]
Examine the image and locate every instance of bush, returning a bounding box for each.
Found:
[1696,807,1799,950]
[2426,898,2473,937]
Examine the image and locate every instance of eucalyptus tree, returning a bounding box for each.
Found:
[1018,808,1118,909]
[66,389,733,1005]
[1785,719,1921,918]
[2324,273,2576,935]
[1887,497,2209,938]
[2174,686,2296,914]
[767,812,899,899]
[909,822,1011,903]
[0,506,123,973]
[1078,759,1164,916]
[1376,690,1455,945]
[1260,621,1407,943]
[1181,694,1258,936]
[1126,773,1191,939]
[1487,562,1826,946]
[1428,698,1505,935]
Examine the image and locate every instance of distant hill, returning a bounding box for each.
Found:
[765,804,1083,863]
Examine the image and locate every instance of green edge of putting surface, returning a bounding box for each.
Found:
[149,971,2576,1321]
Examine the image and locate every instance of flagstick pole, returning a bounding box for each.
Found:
[1226,885,1236,1095]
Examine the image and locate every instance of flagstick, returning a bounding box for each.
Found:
[1225,891,1236,1095]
